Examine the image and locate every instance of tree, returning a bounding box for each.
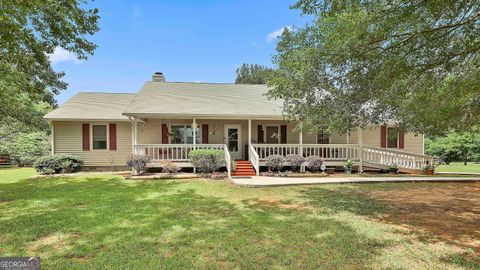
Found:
[0,0,99,128]
[235,63,273,84]
[425,131,480,165]
[268,0,480,134]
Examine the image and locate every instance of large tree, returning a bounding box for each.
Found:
[0,0,99,128]
[268,0,480,134]
[235,63,273,84]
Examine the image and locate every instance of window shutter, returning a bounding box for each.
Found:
[82,124,90,151]
[399,130,405,149]
[202,124,208,144]
[109,123,117,150]
[162,124,168,144]
[380,125,387,148]
[280,125,287,144]
[257,125,264,143]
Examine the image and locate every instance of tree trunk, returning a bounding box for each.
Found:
[464,156,468,166]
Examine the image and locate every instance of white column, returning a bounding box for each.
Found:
[299,122,304,172]
[192,119,197,147]
[346,132,350,144]
[248,119,252,144]
[134,119,138,154]
[358,128,363,173]
[50,122,55,155]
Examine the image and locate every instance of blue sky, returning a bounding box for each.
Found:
[51,0,310,104]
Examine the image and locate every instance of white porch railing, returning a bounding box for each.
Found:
[135,144,224,161]
[251,144,360,161]
[248,144,260,176]
[361,145,433,170]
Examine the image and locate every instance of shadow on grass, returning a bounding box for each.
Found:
[0,176,392,269]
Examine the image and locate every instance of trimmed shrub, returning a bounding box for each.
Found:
[34,154,84,175]
[305,156,323,172]
[189,149,225,174]
[162,160,181,176]
[127,154,151,175]
[285,154,305,172]
[265,155,284,172]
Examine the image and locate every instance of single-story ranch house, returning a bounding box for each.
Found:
[44,72,433,177]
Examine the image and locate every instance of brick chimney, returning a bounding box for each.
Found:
[152,72,165,82]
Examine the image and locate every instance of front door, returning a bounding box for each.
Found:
[224,125,242,160]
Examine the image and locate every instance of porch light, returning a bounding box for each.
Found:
[191,122,199,129]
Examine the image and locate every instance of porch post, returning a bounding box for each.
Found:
[358,128,363,173]
[134,118,138,154]
[248,119,252,144]
[192,119,197,148]
[299,122,304,172]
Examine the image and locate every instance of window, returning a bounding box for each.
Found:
[387,127,398,148]
[92,125,107,150]
[265,126,279,144]
[170,125,200,144]
[317,130,330,144]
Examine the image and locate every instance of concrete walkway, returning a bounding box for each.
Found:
[231,175,480,187]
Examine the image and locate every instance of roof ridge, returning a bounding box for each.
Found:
[147,81,268,86]
[77,91,136,94]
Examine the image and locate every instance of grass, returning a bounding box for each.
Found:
[436,162,480,173]
[0,169,478,269]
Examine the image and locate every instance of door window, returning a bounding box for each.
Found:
[227,128,238,151]
[265,126,279,144]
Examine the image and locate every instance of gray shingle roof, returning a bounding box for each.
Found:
[44,92,136,121]
[123,82,283,119]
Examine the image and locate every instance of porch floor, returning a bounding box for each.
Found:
[231,175,480,187]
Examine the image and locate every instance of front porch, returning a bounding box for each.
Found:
[129,118,433,177]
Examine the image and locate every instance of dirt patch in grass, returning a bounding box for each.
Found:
[247,199,307,210]
[365,182,480,253]
[27,232,81,256]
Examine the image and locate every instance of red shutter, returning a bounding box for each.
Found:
[398,130,405,149]
[82,124,90,151]
[380,125,387,148]
[162,124,168,144]
[257,125,264,143]
[280,125,287,144]
[109,123,117,150]
[202,124,209,144]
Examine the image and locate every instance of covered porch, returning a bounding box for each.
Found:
[129,117,433,177]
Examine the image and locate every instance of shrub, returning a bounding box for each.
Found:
[1,132,50,167]
[127,154,151,175]
[305,156,323,172]
[34,154,83,175]
[189,149,225,174]
[285,154,305,172]
[162,160,181,176]
[265,155,284,172]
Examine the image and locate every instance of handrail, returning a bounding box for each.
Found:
[361,145,433,159]
[223,144,231,178]
[248,144,260,176]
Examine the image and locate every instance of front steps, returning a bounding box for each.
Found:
[232,160,256,177]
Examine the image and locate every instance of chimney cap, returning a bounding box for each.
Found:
[152,72,165,82]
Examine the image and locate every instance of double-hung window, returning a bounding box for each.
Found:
[169,125,200,144]
[92,125,107,150]
[387,127,399,148]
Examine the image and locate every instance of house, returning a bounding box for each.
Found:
[44,72,433,176]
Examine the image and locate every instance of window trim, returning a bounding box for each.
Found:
[264,125,280,144]
[386,126,399,149]
[168,123,201,144]
[316,129,331,144]
[90,124,109,151]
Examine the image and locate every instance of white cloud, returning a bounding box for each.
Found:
[266,26,292,42]
[48,47,80,64]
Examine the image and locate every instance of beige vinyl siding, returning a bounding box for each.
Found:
[359,126,424,155]
[53,121,132,166]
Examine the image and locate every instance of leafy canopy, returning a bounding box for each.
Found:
[268,0,480,134]
[426,131,480,165]
[0,0,99,128]
[235,63,273,84]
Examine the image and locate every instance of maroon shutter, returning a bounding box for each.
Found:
[202,124,209,144]
[398,130,405,149]
[109,123,117,150]
[162,124,168,144]
[257,125,264,143]
[380,125,387,148]
[82,124,90,151]
[280,125,287,144]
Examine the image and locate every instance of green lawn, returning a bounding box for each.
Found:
[0,169,478,269]
[436,162,480,173]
